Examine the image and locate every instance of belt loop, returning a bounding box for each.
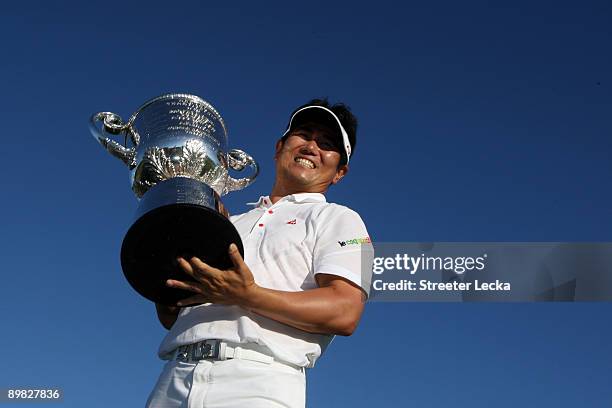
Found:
[218,341,227,360]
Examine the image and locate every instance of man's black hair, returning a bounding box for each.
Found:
[282,98,358,166]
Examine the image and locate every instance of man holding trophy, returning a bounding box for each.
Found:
[90,95,373,407]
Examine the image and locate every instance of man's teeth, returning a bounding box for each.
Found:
[295,157,315,169]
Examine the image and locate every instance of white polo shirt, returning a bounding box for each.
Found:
[158,192,374,367]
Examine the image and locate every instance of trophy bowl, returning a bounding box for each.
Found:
[89,93,258,305]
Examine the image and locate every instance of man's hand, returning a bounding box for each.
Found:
[167,243,258,307]
[217,200,230,219]
[167,243,366,336]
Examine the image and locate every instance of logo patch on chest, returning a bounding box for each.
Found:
[338,236,371,247]
[286,219,297,225]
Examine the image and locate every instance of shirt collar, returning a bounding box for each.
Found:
[247,193,326,208]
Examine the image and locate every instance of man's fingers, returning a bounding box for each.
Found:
[188,257,221,279]
[166,279,204,294]
[176,257,194,275]
[228,243,247,271]
[218,201,230,219]
[178,256,219,281]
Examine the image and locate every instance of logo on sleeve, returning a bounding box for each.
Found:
[338,236,371,247]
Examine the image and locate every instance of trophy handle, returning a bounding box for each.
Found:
[89,112,137,169]
[224,149,259,195]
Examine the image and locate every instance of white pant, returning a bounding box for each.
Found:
[146,358,306,408]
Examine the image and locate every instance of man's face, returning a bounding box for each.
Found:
[274,122,348,193]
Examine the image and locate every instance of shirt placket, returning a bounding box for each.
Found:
[244,200,282,260]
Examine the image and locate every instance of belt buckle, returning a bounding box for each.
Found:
[192,340,220,361]
[176,345,190,362]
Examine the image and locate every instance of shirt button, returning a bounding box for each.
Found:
[258,223,264,227]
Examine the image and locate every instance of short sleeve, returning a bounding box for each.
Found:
[313,206,374,298]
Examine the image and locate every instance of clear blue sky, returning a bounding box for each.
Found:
[1,1,611,406]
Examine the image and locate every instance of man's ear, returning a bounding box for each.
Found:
[332,165,349,184]
[274,139,284,159]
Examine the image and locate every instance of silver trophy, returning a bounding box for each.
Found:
[89,93,258,305]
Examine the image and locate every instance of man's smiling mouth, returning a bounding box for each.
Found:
[294,157,316,169]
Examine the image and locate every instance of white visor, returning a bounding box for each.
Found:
[282,105,352,164]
